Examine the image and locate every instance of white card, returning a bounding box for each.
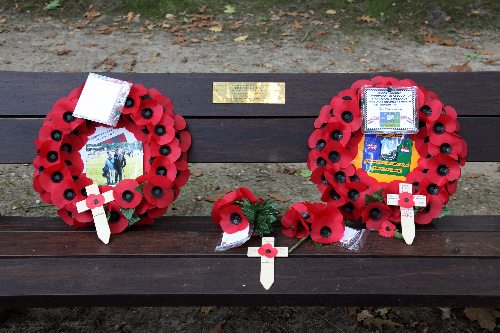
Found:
[73,73,132,126]
[362,86,418,134]
[215,225,252,251]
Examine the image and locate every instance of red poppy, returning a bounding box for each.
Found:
[74,174,93,198]
[86,194,105,209]
[446,180,458,195]
[38,163,72,193]
[311,167,330,190]
[72,120,96,136]
[332,99,363,132]
[314,105,332,129]
[175,152,189,171]
[122,84,147,115]
[113,179,143,208]
[352,169,381,194]
[417,179,449,205]
[382,180,401,202]
[61,150,84,176]
[310,207,344,244]
[147,206,168,218]
[38,122,63,144]
[57,202,93,226]
[135,216,154,226]
[362,202,392,230]
[211,187,257,223]
[321,185,348,207]
[150,88,174,116]
[50,178,79,209]
[339,181,368,209]
[415,196,443,224]
[308,128,327,150]
[419,98,442,123]
[458,138,468,166]
[150,156,177,183]
[406,169,426,192]
[281,202,310,238]
[427,113,458,139]
[46,97,83,132]
[319,140,357,171]
[379,221,396,237]
[398,192,415,208]
[147,114,175,145]
[131,99,163,126]
[121,115,152,142]
[150,138,182,164]
[428,132,463,159]
[174,114,187,131]
[258,243,278,258]
[106,202,129,234]
[339,201,361,222]
[60,133,85,155]
[39,140,61,168]
[347,129,363,148]
[219,205,249,234]
[426,155,461,185]
[324,164,355,186]
[174,169,190,187]
[322,121,352,147]
[178,131,192,153]
[67,84,84,102]
[143,174,174,208]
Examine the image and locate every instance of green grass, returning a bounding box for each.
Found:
[85,154,143,186]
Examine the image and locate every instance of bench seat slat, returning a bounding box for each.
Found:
[0,117,497,163]
[1,72,499,117]
[0,257,498,307]
[0,216,498,258]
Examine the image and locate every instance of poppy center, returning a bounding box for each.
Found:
[385,226,392,231]
[438,165,449,176]
[341,111,353,123]
[81,188,87,197]
[419,120,426,128]
[230,213,242,225]
[51,172,63,183]
[350,175,360,182]
[331,130,343,141]
[156,166,167,176]
[342,202,354,213]
[265,249,271,254]
[47,151,58,163]
[142,127,150,134]
[125,97,134,108]
[320,226,332,238]
[420,105,432,117]
[64,160,72,166]
[316,157,327,167]
[404,198,409,202]
[348,189,360,201]
[141,94,151,100]
[109,211,120,222]
[61,143,72,153]
[330,189,341,200]
[63,189,75,200]
[320,175,329,185]
[433,122,445,134]
[93,199,99,204]
[316,139,326,150]
[342,96,352,100]
[51,130,62,141]
[440,143,452,154]
[335,171,346,183]
[141,108,153,119]
[122,190,134,202]
[427,184,440,195]
[370,208,382,220]
[328,151,340,163]
[154,125,166,136]
[152,186,163,198]
[160,145,171,156]
[63,112,75,123]
[301,212,310,219]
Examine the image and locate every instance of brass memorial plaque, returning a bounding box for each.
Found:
[212,82,285,104]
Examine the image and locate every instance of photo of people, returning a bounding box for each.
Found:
[80,127,143,186]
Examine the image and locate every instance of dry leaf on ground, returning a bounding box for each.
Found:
[209,320,226,333]
[357,15,377,23]
[55,49,73,56]
[464,308,500,331]
[448,63,471,72]
[200,306,217,315]
[326,9,337,15]
[234,35,248,42]
[423,34,455,46]
[84,5,101,21]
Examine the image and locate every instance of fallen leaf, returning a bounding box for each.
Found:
[228,21,244,30]
[190,38,201,43]
[55,49,73,56]
[192,170,203,177]
[363,317,403,331]
[124,60,136,72]
[357,15,377,23]
[357,309,374,321]
[84,5,101,21]
[486,56,500,64]
[346,307,360,316]
[459,44,475,49]
[206,187,232,202]
[127,12,135,22]
[463,172,481,179]
[234,35,248,42]
[94,25,117,35]
[375,307,389,318]
[224,5,235,14]
[448,63,471,72]
[298,169,311,178]
[209,320,226,333]
[326,9,337,15]
[292,21,304,30]
[198,5,208,13]
[344,46,353,54]
[464,308,500,331]
[209,25,223,32]
[268,193,290,202]
[172,37,186,45]
[423,34,455,46]
[93,57,117,72]
[390,27,400,35]
[475,50,492,55]
[200,306,217,314]
[439,307,452,320]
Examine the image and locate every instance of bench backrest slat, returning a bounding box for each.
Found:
[0,72,498,163]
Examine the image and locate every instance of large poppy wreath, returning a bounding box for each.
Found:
[33,82,191,234]
[306,76,467,235]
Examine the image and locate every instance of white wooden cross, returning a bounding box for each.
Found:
[76,184,115,244]
[386,182,427,245]
[247,237,288,290]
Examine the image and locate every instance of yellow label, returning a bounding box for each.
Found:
[352,133,420,183]
[212,82,285,104]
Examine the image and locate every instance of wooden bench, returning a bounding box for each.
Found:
[0,72,499,307]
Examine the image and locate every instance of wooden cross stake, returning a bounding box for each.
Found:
[76,184,115,244]
[386,183,426,245]
[247,237,288,290]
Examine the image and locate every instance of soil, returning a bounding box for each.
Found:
[0,10,499,333]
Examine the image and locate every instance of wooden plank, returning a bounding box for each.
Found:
[0,117,497,163]
[0,72,498,117]
[0,257,498,307]
[0,216,498,258]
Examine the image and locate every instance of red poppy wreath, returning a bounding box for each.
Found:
[33,81,191,235]
[298,76,467,241]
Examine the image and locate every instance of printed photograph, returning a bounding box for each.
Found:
[81,127,143,186]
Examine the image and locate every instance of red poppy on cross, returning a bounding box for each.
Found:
[76,184,115,244]
[386,183,426,245]
[247,237,288,290]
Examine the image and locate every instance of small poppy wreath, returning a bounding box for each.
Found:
[33,82,191,234]
[306,76,467,237]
